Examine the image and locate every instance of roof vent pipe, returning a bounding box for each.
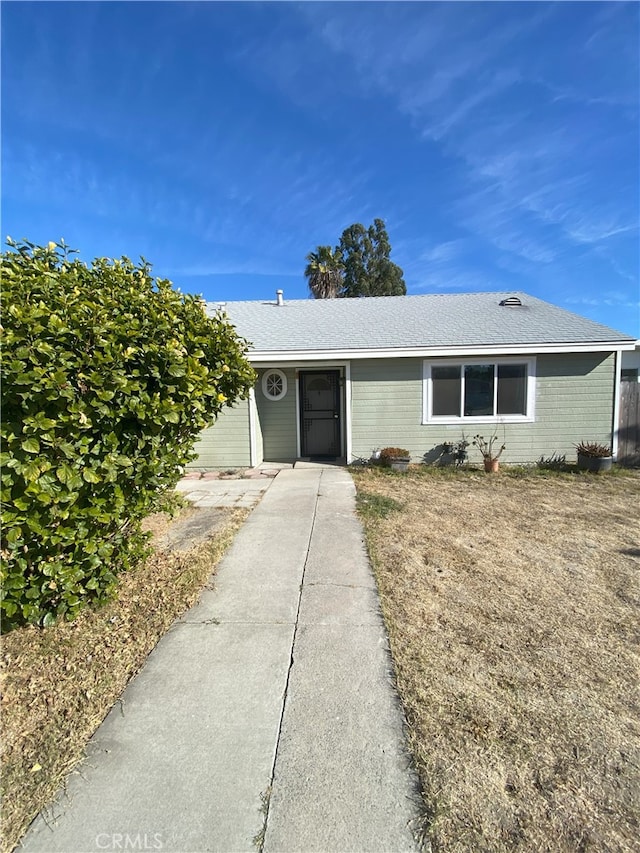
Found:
[276,289,284,306]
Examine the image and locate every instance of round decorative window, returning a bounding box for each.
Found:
[262,369,287,400]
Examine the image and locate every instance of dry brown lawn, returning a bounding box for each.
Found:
[0,506,247,853]
[354,466,640,853]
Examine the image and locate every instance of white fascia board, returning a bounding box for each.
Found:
[295,374,301,459]
[248,388,257,468]
[248,342,637,362]
[612,350,622,459]
[251,357,354,368]
[344,361,352,464]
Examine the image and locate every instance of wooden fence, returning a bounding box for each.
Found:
[618,381,640,467]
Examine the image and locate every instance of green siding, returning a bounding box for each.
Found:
[535,353,614,457]
[255,368,298,462]
[350,359,423,460]
[186,400,252,469]
[189,352,616,469]
[350,353,615,465]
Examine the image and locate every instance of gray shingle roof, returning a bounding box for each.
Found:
[206,292,634,353]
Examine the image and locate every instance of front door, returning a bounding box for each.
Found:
[299,370,341,459]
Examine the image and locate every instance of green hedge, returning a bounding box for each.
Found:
[1,239,256,627]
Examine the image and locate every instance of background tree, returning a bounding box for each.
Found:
[1,239,255,627]
[338,218,406,297]
[304,246,344,299]
[305,220,405,299]
[337,223,368,298]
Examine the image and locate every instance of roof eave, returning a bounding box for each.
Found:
[247,340,637,363]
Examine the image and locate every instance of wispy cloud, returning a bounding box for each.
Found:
[565,295,640,309]
[165,261,299,278]
[2,1,638,334]
[411,269,503,294]
[302,1,638,287]
[420,70,522,142]
[419,241,465,264]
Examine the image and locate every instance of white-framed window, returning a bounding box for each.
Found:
[423,357,536,424]
[261,369,288,400]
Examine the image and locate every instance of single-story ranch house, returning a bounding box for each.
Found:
[188,291,637,469]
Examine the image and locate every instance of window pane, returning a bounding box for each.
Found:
[497,364,527,415]
[267,374,283,396]
[464,365,494,416]
[432,366,461,416]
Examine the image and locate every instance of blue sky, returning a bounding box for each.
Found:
[2,1,639,336]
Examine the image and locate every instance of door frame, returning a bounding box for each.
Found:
[298,369,342,459]
[294,363,350,461]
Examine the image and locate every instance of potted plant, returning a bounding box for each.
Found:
[575,441,613,473]
[442,438,469,467]
[472,432,506,473]
[379,447,411,472]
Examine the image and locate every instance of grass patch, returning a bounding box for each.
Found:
[0,505,248,853]
[356,490,404,520]
[353,466,640,852]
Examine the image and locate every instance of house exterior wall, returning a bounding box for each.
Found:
[186,400,252,469]
[534,352,614,456]
[254,367,298,462]
[350,352,615,464]
[187,352,616,468]
[350,358,422,460]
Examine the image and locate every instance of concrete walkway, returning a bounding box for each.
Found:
[21,468,422,853]
[175,475,273,509]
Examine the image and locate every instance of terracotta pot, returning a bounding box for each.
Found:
[484,457,500,473]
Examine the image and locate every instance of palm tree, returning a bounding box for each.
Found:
[304,246,344,299]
